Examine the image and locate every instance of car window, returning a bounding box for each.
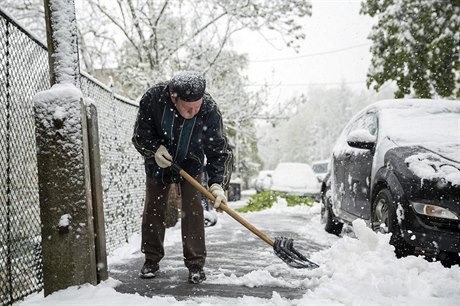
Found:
[348,112,377,136]
[333,110,376,153]
[312,162,328,173]
[367,112,378,136]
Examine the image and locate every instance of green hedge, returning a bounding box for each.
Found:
[236,190,314,213]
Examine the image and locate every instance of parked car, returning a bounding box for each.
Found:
[228,177,242,201]
[321,99,460,262]
[312,159,330,182]
[254,170,273,193]
[271,162,321,199]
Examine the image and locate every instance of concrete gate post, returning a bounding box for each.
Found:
[34,0,101,296]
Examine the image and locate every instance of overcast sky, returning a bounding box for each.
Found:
[231,0,376,105]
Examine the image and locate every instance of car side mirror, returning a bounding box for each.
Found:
[347,129,376,150]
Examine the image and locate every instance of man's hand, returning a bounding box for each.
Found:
[154,145,172,168]
[209,184,227,209]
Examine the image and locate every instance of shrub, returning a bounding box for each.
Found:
[236,190,314,213]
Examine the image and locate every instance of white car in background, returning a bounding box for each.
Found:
[254,170,273,193]
[271,162,321,199]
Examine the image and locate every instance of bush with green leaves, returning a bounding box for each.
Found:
[236,190,314,213]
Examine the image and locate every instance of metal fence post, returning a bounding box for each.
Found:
[86,103,108,283]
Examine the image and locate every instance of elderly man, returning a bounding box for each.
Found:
[132,71,233,283]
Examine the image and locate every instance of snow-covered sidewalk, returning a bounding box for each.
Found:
[17,193,460,305]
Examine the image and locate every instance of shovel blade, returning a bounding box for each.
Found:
[273,237,319,269]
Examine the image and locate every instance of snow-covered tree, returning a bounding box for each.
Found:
[361,0,460,99]
[78,0,312,99]
[1,0,45,39]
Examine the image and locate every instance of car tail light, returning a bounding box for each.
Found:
[411,202,459,220]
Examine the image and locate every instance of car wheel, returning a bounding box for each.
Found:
[372,189,414,258]
[321,194,343,236]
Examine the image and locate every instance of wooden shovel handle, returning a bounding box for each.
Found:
[173,164,274,247]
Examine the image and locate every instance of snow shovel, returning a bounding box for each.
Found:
[170,162,319,269]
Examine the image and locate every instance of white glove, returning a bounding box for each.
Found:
[209,184,227,209]
[154,145,172,168]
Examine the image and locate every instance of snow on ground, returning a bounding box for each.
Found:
[17,193,460,306]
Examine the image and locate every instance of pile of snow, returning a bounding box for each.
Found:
[58,214,71,228]
[301,219,460,305]
[406,152,460,186]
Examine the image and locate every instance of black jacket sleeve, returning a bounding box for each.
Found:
[132,90,163,158]
[203,103,233,190]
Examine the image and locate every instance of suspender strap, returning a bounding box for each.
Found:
[161,105,174,141]
[162,104,196,163]
[175,117,196,162]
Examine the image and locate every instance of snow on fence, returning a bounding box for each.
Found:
[0,8,145,305]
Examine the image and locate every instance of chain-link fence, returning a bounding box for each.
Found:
[0,8,145,305]
[80,75,145,253]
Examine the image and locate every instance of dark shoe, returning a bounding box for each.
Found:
[139,259,159,279]
[188,265,206,284]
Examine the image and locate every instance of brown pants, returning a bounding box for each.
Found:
[141,175,206,269]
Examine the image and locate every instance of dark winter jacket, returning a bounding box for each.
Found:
[132,82,233,189]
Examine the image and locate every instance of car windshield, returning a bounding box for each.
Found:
[312,162,328,174]
[379,105,460,162]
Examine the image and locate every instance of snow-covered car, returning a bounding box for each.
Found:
[312,159,330,182]
[254,170,273,193]
[271,162,321,199]
[321,99,460,262]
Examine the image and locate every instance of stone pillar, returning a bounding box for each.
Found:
[35,0,97,296]
[34,88,97,296]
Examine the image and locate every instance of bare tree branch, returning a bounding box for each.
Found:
[164,11,228,61]
[92,1,142,61]
[126,0,153,67]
